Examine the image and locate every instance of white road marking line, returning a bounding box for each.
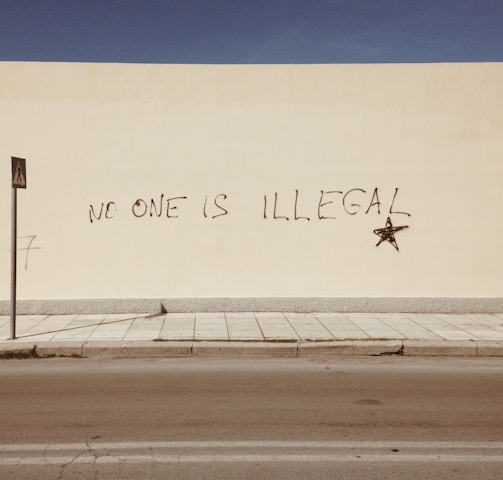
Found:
[0,454,502,465]
[1,441,503,452]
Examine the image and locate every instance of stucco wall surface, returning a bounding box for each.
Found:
[0,62,502,302]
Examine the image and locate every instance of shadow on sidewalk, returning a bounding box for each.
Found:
[16,312,164,339]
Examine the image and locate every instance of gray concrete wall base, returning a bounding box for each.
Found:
[0,297,502,315]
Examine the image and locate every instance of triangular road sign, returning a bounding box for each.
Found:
[12,157,27,188]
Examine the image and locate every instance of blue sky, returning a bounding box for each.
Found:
[1,0,502,64]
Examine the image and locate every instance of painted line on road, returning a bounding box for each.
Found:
[0,454,503,466]
[1,441,503,466]
[1,440,503,452]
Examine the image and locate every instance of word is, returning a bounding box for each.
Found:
[89,194,227,223]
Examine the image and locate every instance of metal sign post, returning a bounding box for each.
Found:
[10,157,27,340]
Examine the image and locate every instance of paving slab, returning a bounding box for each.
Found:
[18,331,60,341]
[378,317,442,340]
[439,315,503,340]
[87,330,128,341]
[123,316,165,340]
[104,313,140,321]
[255,313,298,340]
[462,328,503,341]
[472,316,503,330]
[226,314,263,340]
[285,313,334,340]
[410,316,480,340]
[348,316,405,339]
[194,313,228,340]
[75,314,108,321]
[160,314,195,340]
[43,318,103,342]
[7,315,49,336]
[88,317,135,340]
[314,314,370,339]
[51,325,98,341]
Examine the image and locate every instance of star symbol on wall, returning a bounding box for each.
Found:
[373,217,409,251]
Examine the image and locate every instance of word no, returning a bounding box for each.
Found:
[89,194,227,223]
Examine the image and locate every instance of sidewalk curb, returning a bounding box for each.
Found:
[83,341,193,358]
[0,342,37,359]
[192,342,298,357]
[1,339,502,358]
[402,340,478,357]
[37,341,85,358]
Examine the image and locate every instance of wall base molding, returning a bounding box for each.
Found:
[0,297,502,315]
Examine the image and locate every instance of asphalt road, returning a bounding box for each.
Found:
[0,356,502,479]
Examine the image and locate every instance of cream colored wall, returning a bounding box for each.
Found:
[0,62,502,300]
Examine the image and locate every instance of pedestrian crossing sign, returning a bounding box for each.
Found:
[12,157,27,189]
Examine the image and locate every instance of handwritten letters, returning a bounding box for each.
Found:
[89,188,410,223]
[89,187,411,251]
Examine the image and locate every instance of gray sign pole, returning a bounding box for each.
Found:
[10,157,27,340]
[10,186,17,339]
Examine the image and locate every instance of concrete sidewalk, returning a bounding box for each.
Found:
[1,312,502,358]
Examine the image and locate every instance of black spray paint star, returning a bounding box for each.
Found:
[373,217,409,251]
